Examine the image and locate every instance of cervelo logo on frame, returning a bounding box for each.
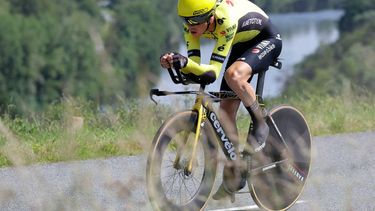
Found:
[209,112,237,160]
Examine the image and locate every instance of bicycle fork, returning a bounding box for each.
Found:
[173,95,206,175]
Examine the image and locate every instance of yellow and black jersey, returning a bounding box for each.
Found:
[181,0,279,81]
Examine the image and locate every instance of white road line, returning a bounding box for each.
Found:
[208,200,307,211]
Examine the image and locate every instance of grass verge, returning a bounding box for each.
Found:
[0,92,373,167]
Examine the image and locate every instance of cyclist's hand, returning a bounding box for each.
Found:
[160,52,188,70]
[172,53,188,70]
[160,53,174,69]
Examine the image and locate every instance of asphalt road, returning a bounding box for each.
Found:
[0,131,374,210]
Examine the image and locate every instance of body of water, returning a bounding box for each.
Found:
[156,10,344,99]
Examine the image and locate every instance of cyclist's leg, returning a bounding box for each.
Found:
[217,43,252,150]
[225,59,269,152]
[213,98,246,201]
[219,99,241,148]
[213,50,251,201]
[226,37,282,152]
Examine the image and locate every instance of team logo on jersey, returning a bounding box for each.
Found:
[225,32,234,42]
[211,53,226,63]
[258,44,276,60]
[217,44,226,52]
[226,24,236,33]
[256,40,271,50]
[252,48,260,54]
[217,18,226,25]
[242,18,263,27]
[276,34,282,40]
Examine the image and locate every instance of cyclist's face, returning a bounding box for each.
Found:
[187,22,207,37]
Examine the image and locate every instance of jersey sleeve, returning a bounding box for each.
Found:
[181,20,237,82]
[183,25,201,64]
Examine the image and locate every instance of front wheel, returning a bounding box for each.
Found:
[146,111,218,211]
[250,105,312,210]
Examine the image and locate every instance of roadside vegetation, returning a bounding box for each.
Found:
[0,91,373,167]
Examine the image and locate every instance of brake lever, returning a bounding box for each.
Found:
[149,89,159,105]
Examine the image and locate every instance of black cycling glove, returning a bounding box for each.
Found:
[172,53,188,70]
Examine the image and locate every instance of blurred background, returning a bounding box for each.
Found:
[0,0,373,114]
[0,0,373,165]
[0,1,373,210]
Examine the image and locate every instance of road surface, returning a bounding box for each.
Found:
[0,132,374,210]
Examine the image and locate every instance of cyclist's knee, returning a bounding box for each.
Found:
[225,63,252,86]
[224,68,238,85]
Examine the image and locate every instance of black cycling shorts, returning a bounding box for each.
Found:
[220,35,282,92]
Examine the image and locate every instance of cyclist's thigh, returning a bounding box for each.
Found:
[220,39,259,92]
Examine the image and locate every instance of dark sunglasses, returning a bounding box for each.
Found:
[182,10,214,25]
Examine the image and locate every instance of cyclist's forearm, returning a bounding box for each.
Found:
[181,58,221,79]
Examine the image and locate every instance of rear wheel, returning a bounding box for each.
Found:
[146,111,218,211]
[250,105,312,210]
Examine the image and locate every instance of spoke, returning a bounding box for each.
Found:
[164,170,179,197]
[160,170,179,180]
[190,176,198,192]
[179,174,183,205]
[162,163,175,169]
[182,175,193,199]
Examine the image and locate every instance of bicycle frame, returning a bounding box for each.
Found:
[150,62,291,174]
[183,86,240,173]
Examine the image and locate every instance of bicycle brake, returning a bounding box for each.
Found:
[149,89,159,105]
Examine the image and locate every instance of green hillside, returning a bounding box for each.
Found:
[0,0,346,115]
[283,0,375,96]
[0,0,179,114]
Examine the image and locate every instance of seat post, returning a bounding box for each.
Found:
[255,69,267,99]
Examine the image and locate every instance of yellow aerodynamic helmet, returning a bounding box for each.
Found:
[178,0,216,25]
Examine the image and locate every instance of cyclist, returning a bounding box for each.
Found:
[160,0,282,201]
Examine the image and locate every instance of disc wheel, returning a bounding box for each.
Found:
[250,105,312,210]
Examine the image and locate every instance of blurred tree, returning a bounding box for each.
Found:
[0,0,180,114]
[106,0,168,97]
[251,0,344,13]
[0,1,104,114]
[283,0,375,97]
[339,0,375,32]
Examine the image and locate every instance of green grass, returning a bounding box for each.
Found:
[236,92,374,143]
[273,92,375,136]
[0,92,373,167]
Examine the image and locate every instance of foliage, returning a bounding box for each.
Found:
[0,1,105,114]
[0,92,373,167]
[0,97,174,166]
[283,0,375,97]
[269,92,375,136]
[339,0,375,32]
[0,0,372,118]
[105,0,173,97]
[251,0,344,13]
[0,0,180,115]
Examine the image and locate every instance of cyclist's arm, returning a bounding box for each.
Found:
[181,27,235,83]
[183,25,201,65]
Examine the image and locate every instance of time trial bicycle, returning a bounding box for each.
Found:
[146,59,312,210]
